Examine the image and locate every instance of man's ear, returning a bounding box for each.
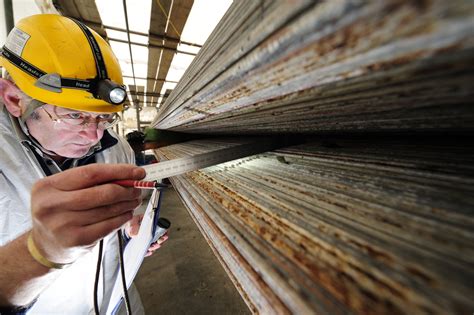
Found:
[0,78,24,117]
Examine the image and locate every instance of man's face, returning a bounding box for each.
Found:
[25,104,107,158]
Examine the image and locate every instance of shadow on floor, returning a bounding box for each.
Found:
[134,187,250,315]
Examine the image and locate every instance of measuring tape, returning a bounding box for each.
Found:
[142,139,280,180]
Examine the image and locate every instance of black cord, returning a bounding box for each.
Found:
[117,230,132,315]
[94,239,104,315]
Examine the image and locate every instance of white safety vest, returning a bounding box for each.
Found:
[0,104,143,315]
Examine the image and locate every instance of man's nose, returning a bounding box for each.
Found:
[79,122,101,141]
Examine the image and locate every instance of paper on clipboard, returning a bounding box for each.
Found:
[106,189,161,315]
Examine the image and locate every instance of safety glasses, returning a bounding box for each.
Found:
[40,106,120,130]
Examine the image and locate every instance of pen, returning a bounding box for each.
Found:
[112,180,169,189]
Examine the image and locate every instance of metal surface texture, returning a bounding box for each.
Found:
[152,0,474,134]
[147,1,474,313]
[154,138,474,314]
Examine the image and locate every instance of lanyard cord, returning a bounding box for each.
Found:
[117,230,132,315]
[93,233,132,315]
[93,240,104,315]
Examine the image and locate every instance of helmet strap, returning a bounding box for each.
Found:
[68,18,108,80]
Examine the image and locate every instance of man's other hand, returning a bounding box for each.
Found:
[126,214,169,257]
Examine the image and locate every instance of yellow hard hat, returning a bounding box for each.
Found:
[0,14,126,113]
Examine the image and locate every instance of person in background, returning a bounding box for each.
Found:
[126,130,147,165]
[126,127,203,166]
[0,14,166,314]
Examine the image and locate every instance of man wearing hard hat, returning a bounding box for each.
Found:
[0,14,155,314]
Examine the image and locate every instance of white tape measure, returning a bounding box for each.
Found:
[142,139,280,180]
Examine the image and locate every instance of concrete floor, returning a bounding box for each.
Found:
[134,187,250,315]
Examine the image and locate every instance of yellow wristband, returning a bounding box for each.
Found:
[27,232,73,269]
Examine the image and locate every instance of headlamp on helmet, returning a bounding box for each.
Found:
[97,79,127,105]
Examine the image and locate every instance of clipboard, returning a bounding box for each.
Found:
[106,188,169,314]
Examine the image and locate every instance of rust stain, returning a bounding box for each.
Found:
[190,171,419,313]
[365,51,428,72]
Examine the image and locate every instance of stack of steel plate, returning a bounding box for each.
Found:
[154,138,474,314]
[150,1,474,313]
[152,1,474,134]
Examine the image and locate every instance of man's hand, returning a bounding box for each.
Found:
[145,233,168,257]
[30,164,145,264]
[126,214,169,257]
